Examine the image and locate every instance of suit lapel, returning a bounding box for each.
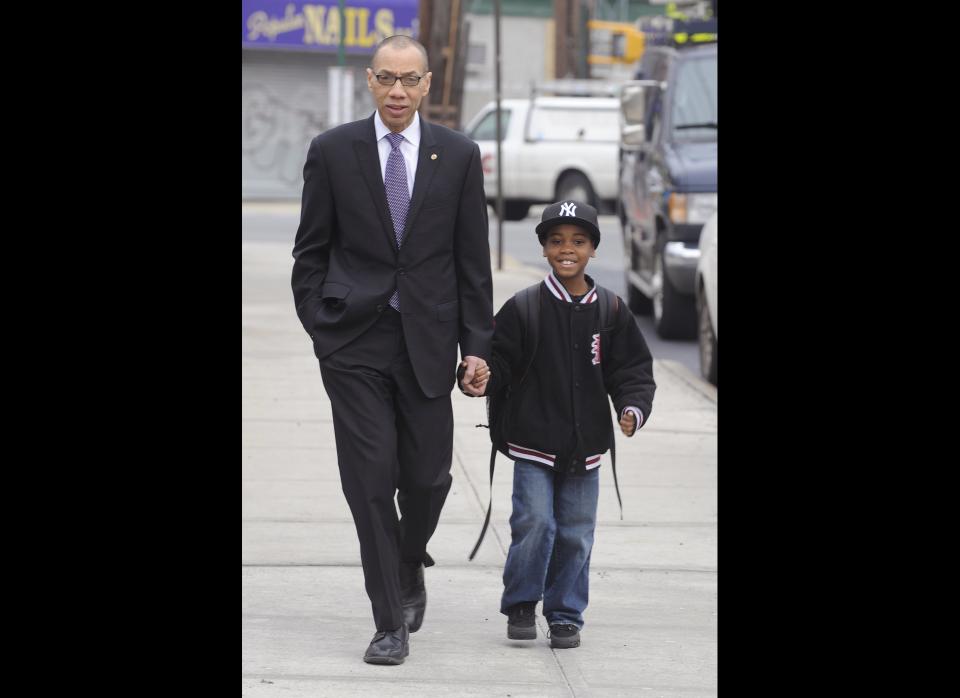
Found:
[403,118,443,243]
[353,115,398,255]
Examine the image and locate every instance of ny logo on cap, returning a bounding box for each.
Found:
[560,202,577,217]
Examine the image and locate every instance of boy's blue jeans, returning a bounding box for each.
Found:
[500,459,600,629]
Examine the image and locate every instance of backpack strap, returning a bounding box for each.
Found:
[515,283,541,383]
[469,283,542,561]
[596,285,619,331]
[468,443,498,561]
[595,286,623,521]
[610,432,623,521]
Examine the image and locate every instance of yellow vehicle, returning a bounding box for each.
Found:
[587,15,716,67]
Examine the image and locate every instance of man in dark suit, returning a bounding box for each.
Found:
[291,35,493,665]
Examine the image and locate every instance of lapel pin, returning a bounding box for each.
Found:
[431,153,438,160]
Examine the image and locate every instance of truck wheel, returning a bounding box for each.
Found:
[556,172,596,208]
[623,214,651,314]
[502,201,529,221]
[696,283,718,385]
[652,247,697,339]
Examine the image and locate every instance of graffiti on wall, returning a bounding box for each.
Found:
[242,83,329,189]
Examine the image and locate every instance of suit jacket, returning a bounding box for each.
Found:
[291,113,494,398]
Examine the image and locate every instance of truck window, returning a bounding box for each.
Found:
[469,109,511,141]
[671,54,717,141]
[527,107,619,143]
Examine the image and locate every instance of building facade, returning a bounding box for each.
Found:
[242,0,419,199]
[241,0,664,200]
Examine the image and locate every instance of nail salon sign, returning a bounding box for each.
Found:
[242,1,419,53]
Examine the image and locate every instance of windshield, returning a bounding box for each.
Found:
[671,54,717,141]
[469,108,511,141]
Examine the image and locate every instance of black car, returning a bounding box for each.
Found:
[618,43,717,339]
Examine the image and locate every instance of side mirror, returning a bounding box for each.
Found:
[622,124,646,145]
[619,80,661,148]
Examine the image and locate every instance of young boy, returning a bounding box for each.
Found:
[476,200,656,649]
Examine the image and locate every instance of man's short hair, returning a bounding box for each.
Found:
[371,35,429,73]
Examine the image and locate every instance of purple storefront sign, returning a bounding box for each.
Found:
[242,1,419,53]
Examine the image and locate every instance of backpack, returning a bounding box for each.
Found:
[468,282,624,560]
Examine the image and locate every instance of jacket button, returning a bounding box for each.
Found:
[568,468,575,473]
[376,304,384,312]
[574,344,579,349]
[574,306,581,312]
[398,268,405,275]
[575,382,580,388]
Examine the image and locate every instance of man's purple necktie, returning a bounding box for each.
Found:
[385,132,409,311]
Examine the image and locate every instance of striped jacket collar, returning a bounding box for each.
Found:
[544,272,598,304]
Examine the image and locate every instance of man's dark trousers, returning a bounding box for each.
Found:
[319,307,453,632]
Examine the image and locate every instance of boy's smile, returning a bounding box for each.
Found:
[542,224,596,295]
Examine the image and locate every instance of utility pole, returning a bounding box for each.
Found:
[327,0,352,125]
[555,0,585,78]
[337,0,345,66]
[418,0,468,129]
[494,0,503,270]
[555,0,569,77]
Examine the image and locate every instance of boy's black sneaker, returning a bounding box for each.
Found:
[548,623,581,649]
[506,601,537,640]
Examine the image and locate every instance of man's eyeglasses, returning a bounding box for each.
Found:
[373,73,424,87]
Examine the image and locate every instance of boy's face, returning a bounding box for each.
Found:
[542,224,596,281]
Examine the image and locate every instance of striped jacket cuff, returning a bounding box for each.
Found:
[621,406,644,434]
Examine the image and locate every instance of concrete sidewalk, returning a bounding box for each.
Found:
[242,241,717,697]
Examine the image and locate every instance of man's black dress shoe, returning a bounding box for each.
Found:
[362,624,409,665]
[399,561,426,633]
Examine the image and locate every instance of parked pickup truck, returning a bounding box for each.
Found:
[464,84,621,220]
[618,43,717,339]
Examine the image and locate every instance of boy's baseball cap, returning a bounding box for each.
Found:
[535,200,601,248]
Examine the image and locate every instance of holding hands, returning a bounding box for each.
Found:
[460,355,490,397]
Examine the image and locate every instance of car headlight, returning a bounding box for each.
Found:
[668,193,717,224]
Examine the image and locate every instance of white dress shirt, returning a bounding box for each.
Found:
[373,109,419,198]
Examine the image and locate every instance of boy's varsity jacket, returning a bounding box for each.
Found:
[485,273,656,475]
